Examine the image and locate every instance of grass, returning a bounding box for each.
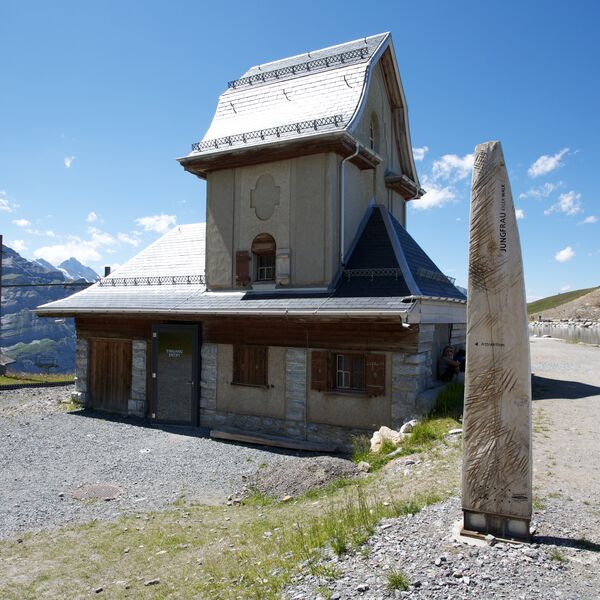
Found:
[431,381,464,419]
[527,286,599,316]
[0,441,459,600]
[387,569,410,591]
[0,372,74,386]
[550,548,567,563]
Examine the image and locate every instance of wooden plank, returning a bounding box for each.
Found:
[88,338,131,414]
[210,429,338,453]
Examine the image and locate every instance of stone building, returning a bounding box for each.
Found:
[38,33,466,450]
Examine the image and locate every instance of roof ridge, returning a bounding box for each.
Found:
[249,32,389,73]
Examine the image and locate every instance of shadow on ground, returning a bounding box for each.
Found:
[535,535,600,552]
[532,374,600,401]
[66,409,323,457]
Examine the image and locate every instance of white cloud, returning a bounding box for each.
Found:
[411,177,456,210]
[12,218,31,227]
[544,191,582,216]
[515,209,525,220]
[45,230,57,238]
[560,284,571,292]
[117,232,140,247]
[432,153,474,182]
[87,211,98,223]
[135,214,177,234]
[412,146,429,162]
[554,246,575,263]
[8,239,27,252]
[528,148,569,178]
[35,242,101,265]
[519,182,559,200]
[581,215,597,224]
[64,156,76,168]
[0,192,16,212]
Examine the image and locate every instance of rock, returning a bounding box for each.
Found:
[400,419,419,434]
[94,587,103,593]
[357,461,371,473]
[281,495,293,502]
[370,426,405,452]
[144,579,160,586]
[447,428,463,435]
[356,583,369,592]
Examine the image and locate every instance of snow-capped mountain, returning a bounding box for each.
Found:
[57,258,99,282]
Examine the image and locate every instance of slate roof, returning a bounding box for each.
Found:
[336,206,466,301]
[37,209,464,318]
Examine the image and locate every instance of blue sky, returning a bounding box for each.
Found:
[1,1,598,300]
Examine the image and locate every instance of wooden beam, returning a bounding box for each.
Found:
[210,429,338,453]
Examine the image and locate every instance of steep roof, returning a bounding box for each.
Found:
[336,205,466,300]
[37,209,464,318]
[178,33,421,191]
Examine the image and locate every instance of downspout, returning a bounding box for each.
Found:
[339,142,361,266]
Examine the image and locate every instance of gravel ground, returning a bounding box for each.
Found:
[285,496,600,600]
[285,338,600,599]
[0,385,328,540]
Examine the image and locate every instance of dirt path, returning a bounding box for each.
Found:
[531,337,600,504]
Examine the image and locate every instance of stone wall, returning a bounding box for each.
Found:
[284,348,307,439]
[200,342,218,413]
[128,340,147,417]
[450,323,467,349]
[73,337,88,405]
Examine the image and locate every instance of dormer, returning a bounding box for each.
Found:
[178,33,423,292]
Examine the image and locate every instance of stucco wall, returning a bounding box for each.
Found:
[215,344,286,419]
[353,62,407,226]
[307,352,392,429]
[205,153,339,289]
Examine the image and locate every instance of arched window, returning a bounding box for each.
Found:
[369,113,379,153]
[252,233,276,281]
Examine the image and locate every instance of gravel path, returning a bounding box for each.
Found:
[285,338,600,599]
[0,385,323,540]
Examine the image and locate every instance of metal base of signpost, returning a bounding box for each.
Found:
[461,510,531,543]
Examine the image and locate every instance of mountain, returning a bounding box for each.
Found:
[57,257,99,283]
[1,245,96,373]
[527,286,600,318]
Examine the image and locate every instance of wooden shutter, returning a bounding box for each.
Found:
[235,250,251,286]
[365,354,386,397]
[311,351,329,392]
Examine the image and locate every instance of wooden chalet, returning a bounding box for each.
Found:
[38,33,466,449]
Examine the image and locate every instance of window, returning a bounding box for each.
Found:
[251,233,276,282]
[233,345,268,386]
[369,113,379,153]
[311,351,385,396]
[335,354,365,391]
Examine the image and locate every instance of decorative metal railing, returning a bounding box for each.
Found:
[227,47,369,90]
[416,267,456,285]
[191,114,344,152]
[98,275,205,287]
[343,268,404,281]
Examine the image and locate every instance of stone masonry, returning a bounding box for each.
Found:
[284,348,307,439]
[128,340,147,417]
[73,337,88,405]
[200,343,218,412]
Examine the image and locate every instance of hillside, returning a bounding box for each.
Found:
[528,286,600,321]
[1,245,98,373]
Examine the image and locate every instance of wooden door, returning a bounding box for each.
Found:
[89,339,132,414]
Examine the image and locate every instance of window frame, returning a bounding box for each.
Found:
[334,352,366,393]
[232,345,269,388]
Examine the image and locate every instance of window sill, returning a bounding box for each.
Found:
[230,381,271,389]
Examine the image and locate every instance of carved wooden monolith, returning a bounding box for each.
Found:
[462,140,532,541]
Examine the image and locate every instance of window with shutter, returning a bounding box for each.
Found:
[235,251,251,286]
[311,351,328,391]
[365,354,386,397]
[233,345,268,386]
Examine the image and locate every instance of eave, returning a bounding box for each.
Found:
[177,131,380,178]
[384,171,424,200]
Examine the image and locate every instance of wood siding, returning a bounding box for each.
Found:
[89,339,132,414]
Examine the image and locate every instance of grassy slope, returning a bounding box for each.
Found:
[527,286,599,316]
[0,373,74,386]
[0,416,462,599]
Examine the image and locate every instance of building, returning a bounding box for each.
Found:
[37,33,466,450]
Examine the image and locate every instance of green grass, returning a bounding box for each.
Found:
[550,548,567,563]
[0,372,74,386]
[527,286,599,316]
[350,415,460,472]
[387,569,410,591]
[431,381,464,419]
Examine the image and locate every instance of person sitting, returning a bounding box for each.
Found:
[438,346,461,382]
